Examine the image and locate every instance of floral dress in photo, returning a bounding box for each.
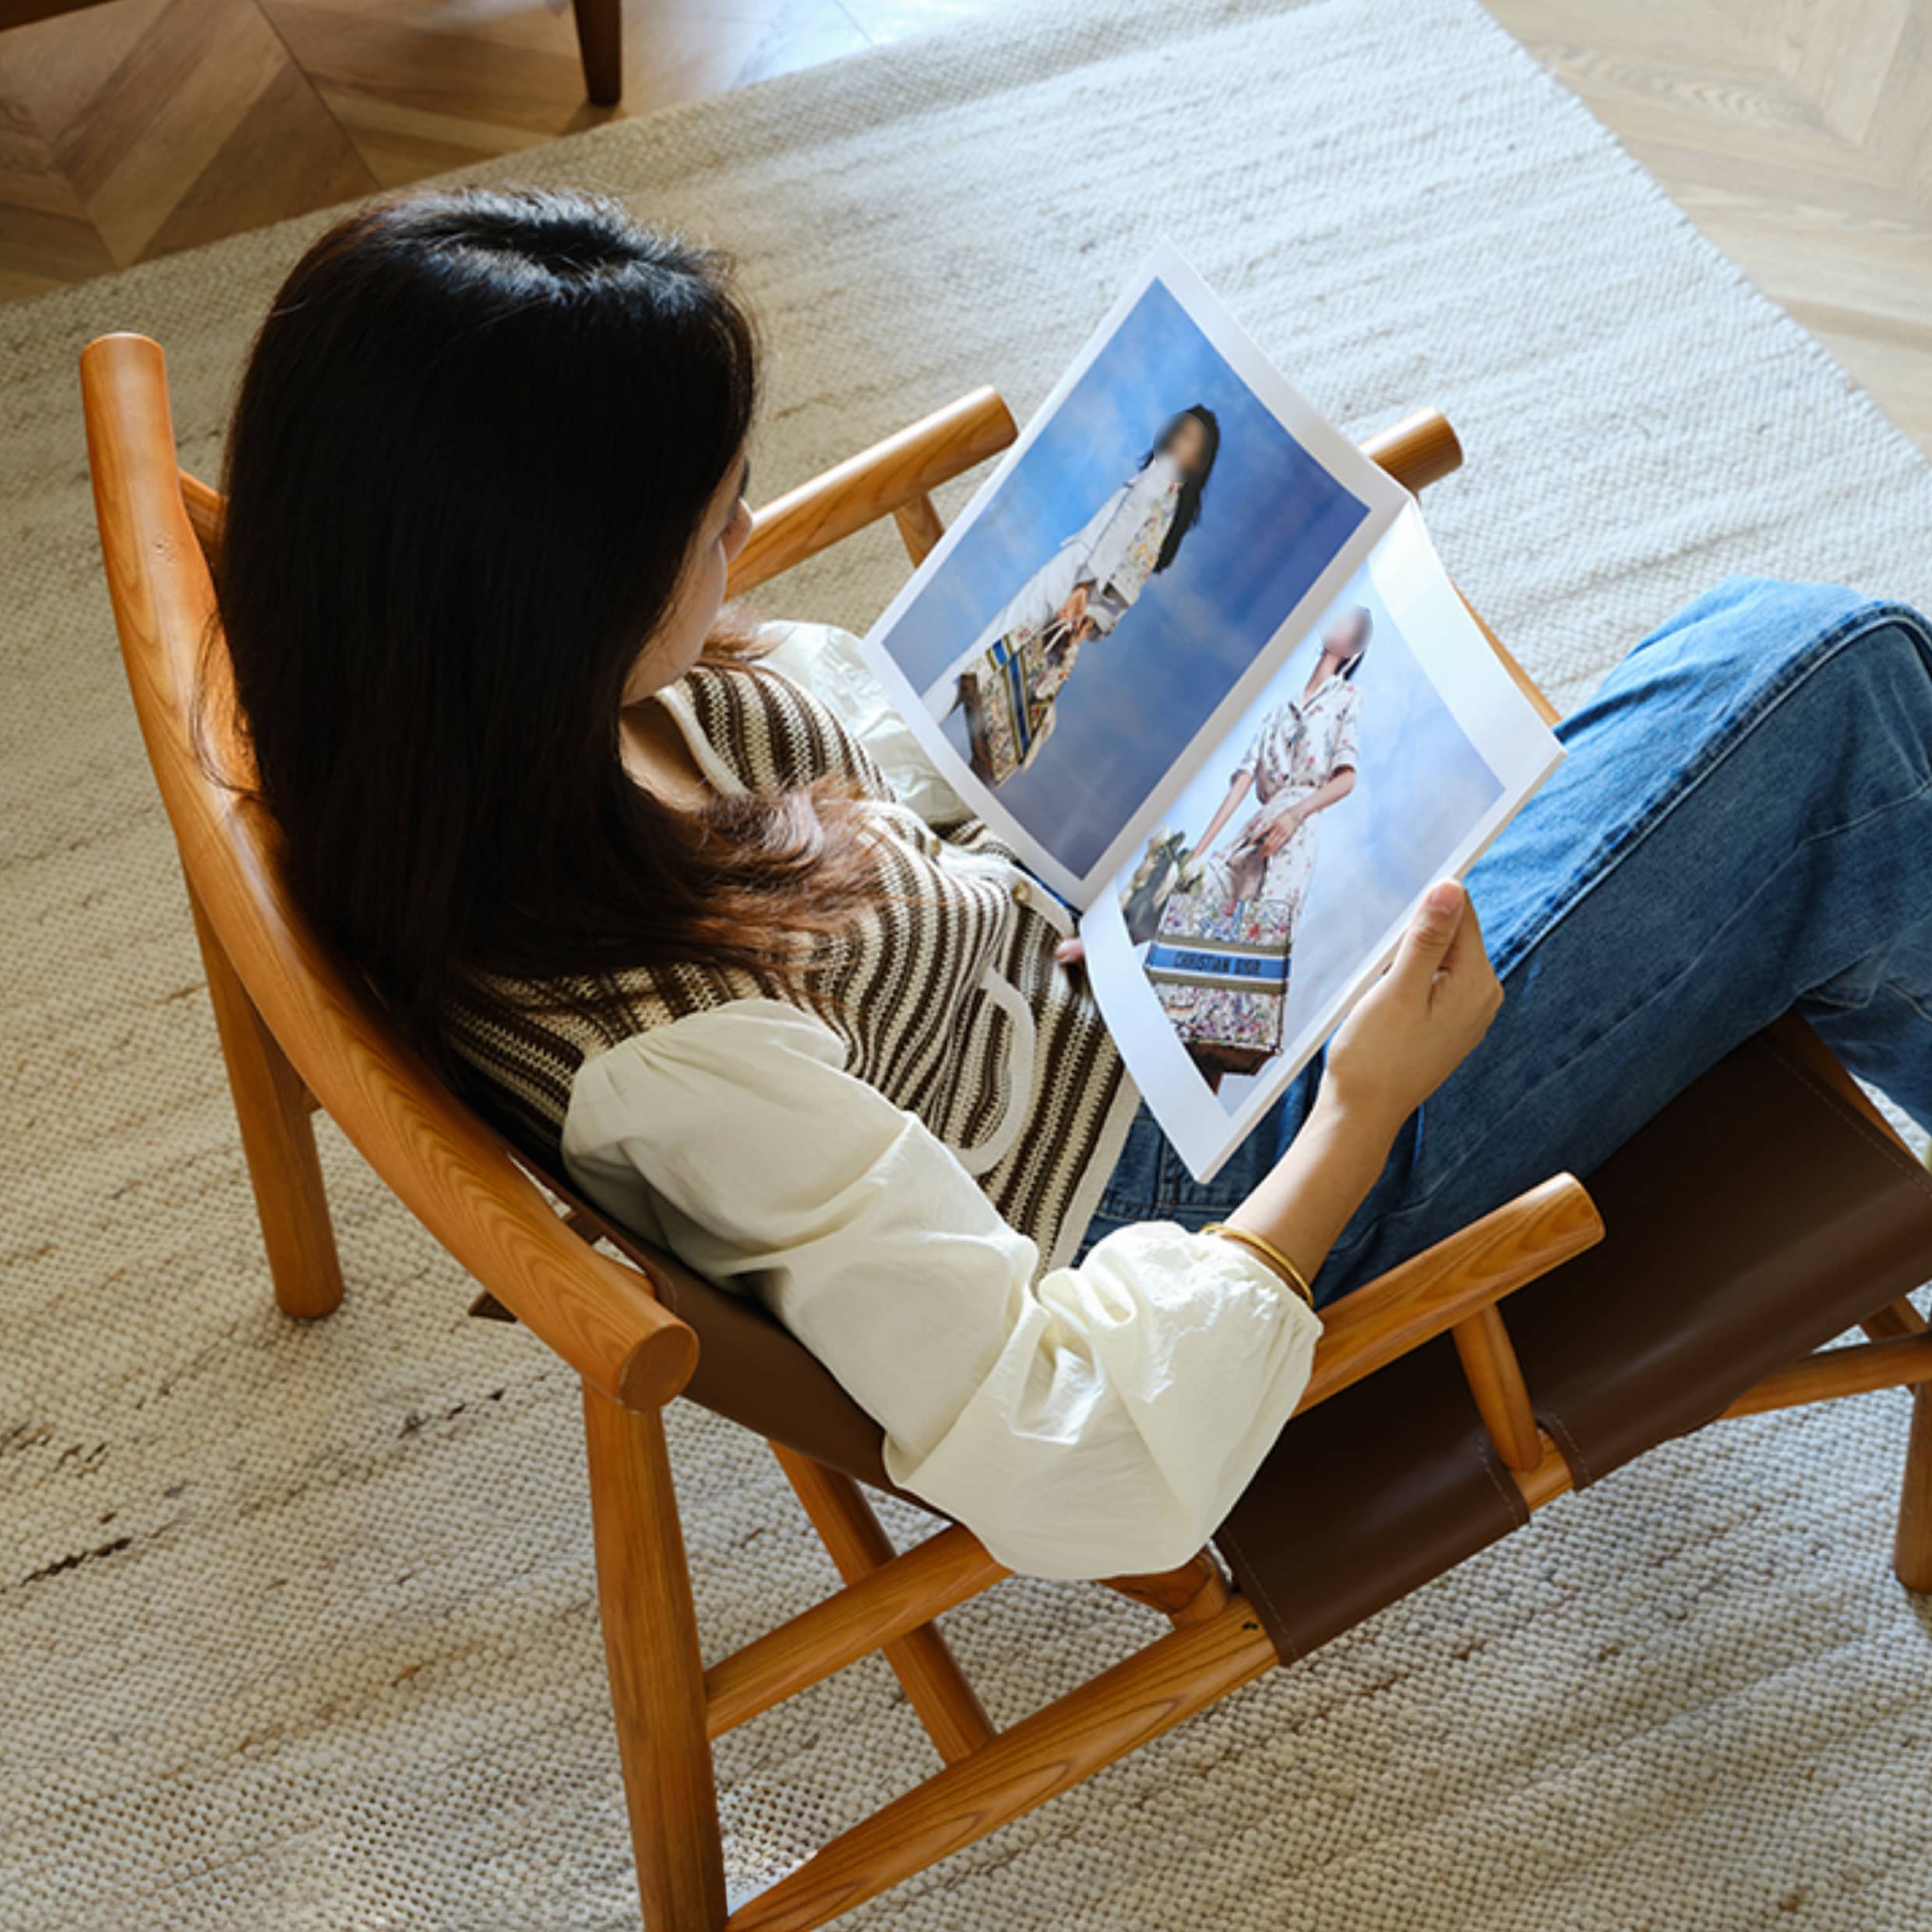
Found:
[1146,675,1363,1057]
[928,457,1183,781]
[954,464,1183,783]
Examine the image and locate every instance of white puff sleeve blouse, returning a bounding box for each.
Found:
[559,626,1323,1580]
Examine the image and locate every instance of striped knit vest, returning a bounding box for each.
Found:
[443,662,1140,1271]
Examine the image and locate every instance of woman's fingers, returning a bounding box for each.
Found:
[1056,936,1087,967]
[1441,883,1485,966]
[1320,879,1498,1136]
[1387,880,1467,998]
[1430,886,1504,1038]
[1439,889,1500,991]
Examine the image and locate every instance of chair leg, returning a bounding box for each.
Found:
[769,1444,995,1764]
[1863,1296,1927,1343]
[1101,1550,1231,1627]
[1896,1383,1932,1593]
[728,1596,1277,1932]
[583,1384,728,1930]
[188,883,344,1320]
[570,0,622,105]
[1854,1297,1932,1591]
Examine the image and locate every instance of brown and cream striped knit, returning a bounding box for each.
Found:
[443,661,1138,1270]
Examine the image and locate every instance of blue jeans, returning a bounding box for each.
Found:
[1084,578,1932,1306]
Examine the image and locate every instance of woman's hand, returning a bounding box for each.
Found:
[1250,802,1306,858]
[1319,880,1501,1144]
[1055,583,1091,630]
[1234,806,1296,858]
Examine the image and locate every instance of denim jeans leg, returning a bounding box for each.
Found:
[1314,578,1932,1301]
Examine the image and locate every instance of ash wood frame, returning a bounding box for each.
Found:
[80,331,1932,1930]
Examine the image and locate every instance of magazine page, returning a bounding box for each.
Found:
[858,242,1411,907]
[1081,505,1564,1182]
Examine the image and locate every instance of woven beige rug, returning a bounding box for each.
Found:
[7,0,1932,1925]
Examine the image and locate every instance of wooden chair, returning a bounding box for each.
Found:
[80,330,1932,1931]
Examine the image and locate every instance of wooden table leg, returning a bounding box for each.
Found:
[571,0,622,105]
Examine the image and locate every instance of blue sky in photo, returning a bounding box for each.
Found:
[881,278,1371,875]
[1137,562,1505,1115]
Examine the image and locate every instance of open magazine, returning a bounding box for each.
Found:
[859,245,1564,1180]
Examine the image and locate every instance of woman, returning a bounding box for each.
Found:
[1148,606,1370,1079]
[217,190,1932,1583]
[922,404,1220,754]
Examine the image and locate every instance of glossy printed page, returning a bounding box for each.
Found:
[860,243,1410,905]
[1082,505,1563,1180]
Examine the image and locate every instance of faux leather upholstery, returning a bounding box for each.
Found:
[1214,1337,1528,1662]
[1218,1020,1932,1661]
[1508,1021,1932,1486]
[626,1232,899,1494]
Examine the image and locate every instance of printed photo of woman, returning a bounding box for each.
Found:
[1143,605,1370,1084]
[868,265,1385,891]
[923,405,1221,783]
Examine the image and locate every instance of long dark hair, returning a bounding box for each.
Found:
[214,189,874,1063]
[1141,404,1219,575]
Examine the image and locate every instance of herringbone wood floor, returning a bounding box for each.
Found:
[0,0,1927,447]
[1486,1,1932,449]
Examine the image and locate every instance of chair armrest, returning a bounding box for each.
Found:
[724,399,1471,605]
[1293,1172,1602,1416]
[727,387,1017,598]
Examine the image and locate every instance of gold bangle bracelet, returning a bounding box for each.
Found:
[1198,1222,1316,1310]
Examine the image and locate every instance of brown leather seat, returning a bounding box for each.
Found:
[1217,1024,1932,1660]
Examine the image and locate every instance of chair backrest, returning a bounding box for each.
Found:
[77,332,1016,1452]
[83,333,700,1405]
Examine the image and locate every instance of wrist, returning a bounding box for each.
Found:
[1306,1073,1405,1168]
[1227,1081,1394,1289]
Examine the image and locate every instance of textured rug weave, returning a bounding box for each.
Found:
[6,1,1932,1926]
